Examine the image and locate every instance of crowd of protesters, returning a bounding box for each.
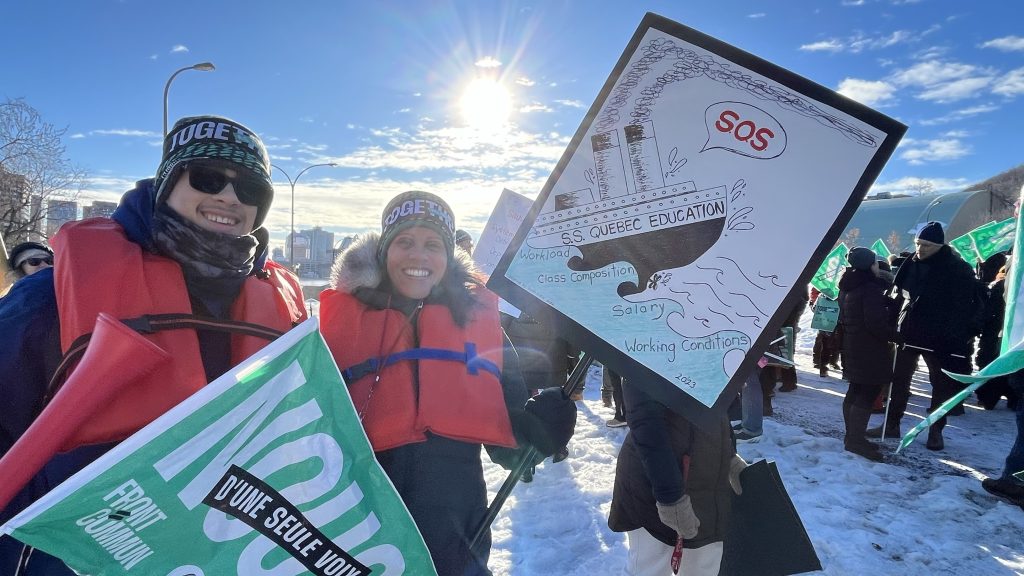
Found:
[1,112,1021,574]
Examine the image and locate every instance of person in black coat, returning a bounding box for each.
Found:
[838,247,897,461]
[975,253,1020,410]
[871,222,981,450]
[608,378,744,575]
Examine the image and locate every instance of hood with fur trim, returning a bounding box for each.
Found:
[329,232,483,323]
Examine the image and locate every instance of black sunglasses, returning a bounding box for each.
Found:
[185,162,272,207]
[23,257,53,267]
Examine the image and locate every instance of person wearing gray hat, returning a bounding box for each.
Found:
[456,228,474,254]
[836,247,895,461]
[0,115,306,575]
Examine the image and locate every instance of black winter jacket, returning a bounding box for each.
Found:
[893,245,980,355]
[839,269,896,384]
[608,380,733,548]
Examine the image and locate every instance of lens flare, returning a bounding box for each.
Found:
[459,78,512,131]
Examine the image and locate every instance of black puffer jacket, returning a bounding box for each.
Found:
[838,268,896,384]
[608,379,733,548]
[893,245,981,355]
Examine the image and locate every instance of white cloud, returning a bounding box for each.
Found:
[898,137,970,164]
[554,99,585,108]
[942,130,969,138]
[747,13,766,18]
[91,129,161,138]
[917,77,993,102]
[800,40,844,53]
[837,78,897,106]
[323,124,565,176]
[841,0,865,5]
[912,45,949,60]
[515,77,536,87]
[869,176,970,196]
[170,45,189,53]
[993,67,1024,97]
[981,36,1024,52]
[474,57,502,68]
[149,54,158,61]
[801,29,919,54]
[519,102,552,113]
[70,133,85,139]
[892,60,978,86]
[891,60,997,103]
[918,103,999,125]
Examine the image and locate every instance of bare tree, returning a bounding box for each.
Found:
[887,230,904,254]
[907,179,934,197]
[0,98,87,246]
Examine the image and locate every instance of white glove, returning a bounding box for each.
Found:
[656,495,700,539]
[728,454,748,495]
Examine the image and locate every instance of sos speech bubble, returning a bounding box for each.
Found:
[701,101,787,160]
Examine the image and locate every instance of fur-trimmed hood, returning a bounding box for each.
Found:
[328,232,483,323]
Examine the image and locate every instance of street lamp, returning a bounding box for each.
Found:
[923,198,943,224]
[271,163,338,273]
[163,62,216,136]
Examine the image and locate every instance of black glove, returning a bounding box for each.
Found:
[512,387,577,456]
[485,444,544,471]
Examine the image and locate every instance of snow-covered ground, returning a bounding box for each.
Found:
[485,312,1024,575]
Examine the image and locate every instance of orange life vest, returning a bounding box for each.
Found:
[50,217,305,445]
[319,287,516,452]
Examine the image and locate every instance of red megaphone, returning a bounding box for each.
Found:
[0,313,171,512]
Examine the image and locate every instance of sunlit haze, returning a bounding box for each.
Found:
[3,1,1022,253]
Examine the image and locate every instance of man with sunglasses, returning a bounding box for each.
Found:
[7,242,54,278]
[0,115,306,575]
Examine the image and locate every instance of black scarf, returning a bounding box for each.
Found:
[151,203,258,318]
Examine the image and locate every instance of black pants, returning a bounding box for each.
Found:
[846,381,882,411]
[888,347,971,428]
[605,368,626,421]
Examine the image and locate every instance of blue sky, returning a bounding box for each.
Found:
[3,0,1022,249]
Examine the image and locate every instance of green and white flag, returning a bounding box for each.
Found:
[870,239,891,260]
[1,318,437,576]
[949,217,1015,265]
[810,243,848,300]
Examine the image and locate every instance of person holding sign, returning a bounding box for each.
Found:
[319,190,576,575]
[608,379,745,575]
[0,115,307,575]
[837,247,896,462]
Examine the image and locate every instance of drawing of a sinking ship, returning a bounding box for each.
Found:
[528,121,728,297]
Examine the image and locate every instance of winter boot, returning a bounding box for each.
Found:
[844,405,883,462]
[845,440,884,462]
[819,365,828,378]
[865,420,900,439]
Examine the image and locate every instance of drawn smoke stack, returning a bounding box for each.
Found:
[625,121,665,192]
[591,130,630,200]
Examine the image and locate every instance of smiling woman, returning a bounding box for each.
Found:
[459,77,512,131]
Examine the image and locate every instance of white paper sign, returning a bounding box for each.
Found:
[488,14,905,425]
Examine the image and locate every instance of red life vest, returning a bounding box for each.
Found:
[50,217,305,445]
[319,287,516,452]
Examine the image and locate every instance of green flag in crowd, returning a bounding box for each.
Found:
[870,239,891,260]
[810,243,848,300]
[949,217,1015,265]
[0,319,437,576]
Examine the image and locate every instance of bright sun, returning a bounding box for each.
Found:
[459,78,512,131]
